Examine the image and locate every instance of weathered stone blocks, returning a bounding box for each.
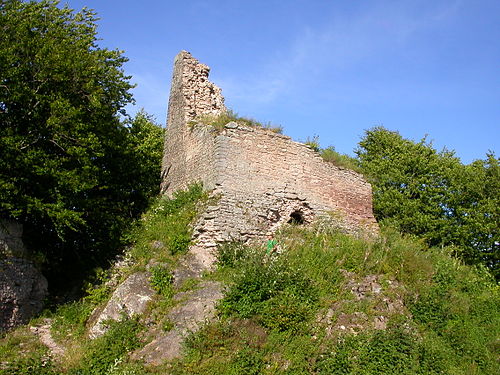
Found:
[161,51,378,261]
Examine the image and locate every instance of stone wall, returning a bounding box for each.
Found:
[161,51,378,255]
[192,123,377,250]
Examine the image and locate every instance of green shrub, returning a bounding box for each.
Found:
[169,232,192,255]
[129,184,206,263]
[183,320,235,357]
[83,268,112,306]
[320,146,362,172]
[216,242,249,267]
[415,332,455,375]
[302,136,362,172]
[409,258,500,374]
[316,328,420,375]
[260,290,313,333]
[305,135,321,152]
[0,351,57,375]
[0,325,54,374]
[316,337,358,375]
[219,248,318,323]
[159,184,204,216]
[51,300,94,341]
[68,318,142,375]
[228,348,264,375]
[150,265,174,298]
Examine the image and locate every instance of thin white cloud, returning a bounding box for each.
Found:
[217,0,461,106]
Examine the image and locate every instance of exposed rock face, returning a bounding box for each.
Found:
[89,245,224,362]
[88,272,155,338]
[318,271,406,336]
[161,51,379,264]
[133,280,223,365]
[0,220,48,332]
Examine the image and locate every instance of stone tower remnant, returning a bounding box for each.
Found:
[161,51,378,260]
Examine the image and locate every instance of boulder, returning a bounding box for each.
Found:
[0,220,48,332]
[88,272,155,338]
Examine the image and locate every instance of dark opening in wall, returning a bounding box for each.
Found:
[288,211,305,225]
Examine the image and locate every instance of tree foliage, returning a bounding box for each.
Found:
[124,109,165,206]
[357,127,499,278]
[0,0,164,289]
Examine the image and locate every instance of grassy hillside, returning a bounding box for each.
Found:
[1,186,498,374]
[174,227,498,375]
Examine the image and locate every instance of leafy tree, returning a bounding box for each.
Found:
[0,0,132,231]
[124,109,164,207]
[0,0,164,291]
[357,127,499,278]
[444,154,499,273]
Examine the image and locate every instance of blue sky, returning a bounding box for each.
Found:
[64,0,499,163]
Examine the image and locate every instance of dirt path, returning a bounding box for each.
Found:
[30,318,65,360]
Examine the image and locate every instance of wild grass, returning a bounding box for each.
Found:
[304,135,363,173]
[191,109,283,134]
[1,190,498,374]
[0,326,56,375]
[304,135,321,152]
[165,224,499,374]
[320,146,362,173]
[128,183,207,266]
[65,318,143,375]
[0,184,208,374]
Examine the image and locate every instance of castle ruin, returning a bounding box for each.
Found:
[161,51,378,261]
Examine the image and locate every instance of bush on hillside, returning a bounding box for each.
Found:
[357,127,499,279]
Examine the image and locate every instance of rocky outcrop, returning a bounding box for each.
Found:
[317,271,406,336]
[0,220,48,332]
[133,280,223,365]
[88,272,155,338]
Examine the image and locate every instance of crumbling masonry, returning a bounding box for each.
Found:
[161,51,378,261]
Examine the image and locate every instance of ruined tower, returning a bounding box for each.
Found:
[161,51,226,195]
[161,51,378,258]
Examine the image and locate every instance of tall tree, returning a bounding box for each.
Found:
[0,0,163,290]
[357,127,499,278]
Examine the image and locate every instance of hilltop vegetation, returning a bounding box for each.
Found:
[191,109,283,134]
[172,226,499,375]
[1,188,498,374]
[1,0,497,294]
[357,128,499,279]
[310,130,499,280]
